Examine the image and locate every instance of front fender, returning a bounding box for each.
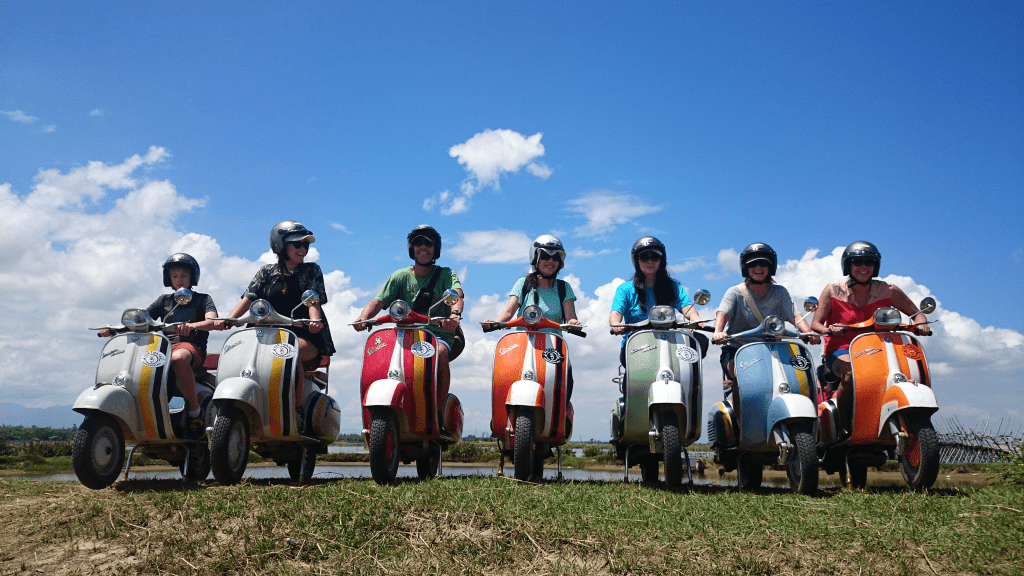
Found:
[213,377,263,414]
[506,380,545,408]
[878,382,938,436]
[767,394,818,433]
[648,379,683,407]
[73,385,139,436]
[362,379,408,411]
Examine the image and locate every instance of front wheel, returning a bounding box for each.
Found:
[287,445,317,482]
[210,405,250,485]
[900,416,940,490]
[848,460,868,489]
[72,414,125,490]
[640,455,660,483]
[369,409,400,485]
[786,427,818,495]
[737,454,763,490]
[513,411,535,481]
[661,411,682,488]
[416,446,440,480]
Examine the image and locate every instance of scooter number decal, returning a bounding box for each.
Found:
[141,351,167,367]
[675,346,699,364]
[410,341,435,358]
[789,355,811,370]
[272,343,296,359]
[903,345,923,360]
[542,348,564,364]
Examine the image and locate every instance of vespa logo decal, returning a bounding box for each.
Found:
[410,341,435,358]
[113,374,126,387]
[739,356,762,371]
[141,351,167,368]
[272,343,296,359]
[388,369,401,380]
[854,347,882,359]
[223,340,243,355]
[101,348,125,359]
[367,336,388,356]
[499,343,521,356]
[240,368,253,378]
[903,344,923,360]
[789,355,811,371]
[893,373,908,383]
[676,346,699,364]
[629,344,656,355]
[542,348,564,364]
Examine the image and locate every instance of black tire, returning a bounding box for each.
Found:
[513,411,534,481]
[900,417,940,490]
[369,409,400,485]
[180,444,211,482]
[287,446,317,482]
[416,447,440,481]
[662,411,682,488]
[787,427,819,495]
[848,460,868,489]
[531,445,547,482]
[72,414,125,490]
[640,455,660,483]
[210,405,249,485]
[737,454,763,490]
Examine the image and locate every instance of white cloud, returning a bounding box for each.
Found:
[89,109,106,117]
[566,191,662,236]
[2,110,37,124]
[669,258,710,274]
[330,222,352,234]
[42,125,56,133]
[570,247,614,258]
[448,229,533,264]
[425,129,551,214]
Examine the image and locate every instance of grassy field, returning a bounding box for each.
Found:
[1,475,1021,575]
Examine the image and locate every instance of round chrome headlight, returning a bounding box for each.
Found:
[649,305,675,327]
[873,307,902,327]
[121,309,150,332]
[389,300,410,321]
[763,315,786,336]
[250,299,272,321]
[523,305,544,325]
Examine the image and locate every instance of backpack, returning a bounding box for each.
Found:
[519,278,568,322]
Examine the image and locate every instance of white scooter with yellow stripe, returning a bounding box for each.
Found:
[73,288,216,489]
[210,290,341,485]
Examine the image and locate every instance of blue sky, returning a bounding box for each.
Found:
[2,2,1021,441]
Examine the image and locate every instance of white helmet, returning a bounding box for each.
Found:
[530,235,566,272]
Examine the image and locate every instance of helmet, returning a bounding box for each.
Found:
[630,236,666,269]
[270,221,316,255]
[740,242,778,277]
[163,253,200,287]
[530,234,566,271]
[407,224,442,260]
[841,241,881,277]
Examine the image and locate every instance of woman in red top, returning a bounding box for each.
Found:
[811,241,931,434]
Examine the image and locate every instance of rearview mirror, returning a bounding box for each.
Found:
[692,289,711,306]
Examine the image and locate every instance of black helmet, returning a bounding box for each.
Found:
[407,224,442,260]
[842,241,881,277]
[530,234,566,272]
[740,242,778,278]
[163,253,200,287]
[630,236,666,269]
[270,221,316,255]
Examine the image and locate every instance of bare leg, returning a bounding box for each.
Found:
[171,348,199,412]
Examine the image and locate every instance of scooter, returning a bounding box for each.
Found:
[609,290,711,488]
[72,288,217,489]
[707,298,820,495]
[817,297,939,490]
[482,305,586,481]
[357,289,465,485]
[209,290,341,485]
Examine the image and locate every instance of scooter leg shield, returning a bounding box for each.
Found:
[301,391,342,443]
[708,401,736,448]
[818,400,840,445]
[443,394,464,439]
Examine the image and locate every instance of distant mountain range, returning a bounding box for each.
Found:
[0,403,79,428]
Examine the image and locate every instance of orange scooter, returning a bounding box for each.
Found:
[818,297,939,489]
[482,305,585,481]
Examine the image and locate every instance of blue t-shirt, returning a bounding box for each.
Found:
[509,277,576,334]
[611,280,693,346]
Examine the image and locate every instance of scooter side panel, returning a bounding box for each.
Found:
[735,342,816,448]
[217,328,301,439]
[849,332,922,444]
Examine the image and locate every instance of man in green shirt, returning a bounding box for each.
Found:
[353,225,465,405]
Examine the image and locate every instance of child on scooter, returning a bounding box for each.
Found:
[97,253,218,438]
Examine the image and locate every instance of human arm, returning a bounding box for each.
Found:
[810,285,835,334]
[485,295,521,326]
[609,310,626,335]
[353,299,386,331]
[562,299,581,326]
[713,311,730,344]
[890,285,931,336]
[792,314,820,344]
[436,288,465,332]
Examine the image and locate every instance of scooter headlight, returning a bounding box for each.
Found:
[658,369,674,382]
[389,300,410,321]
[779,382,791,394]
[523,305,544,325]
[121,309,151,332]
[874,307,902,327]
[250,299,272,321]
[649,305,675,327]
[763,315,786,336]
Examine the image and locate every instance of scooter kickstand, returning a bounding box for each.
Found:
[123,445,139,481]
[556,446,563,481]
[497,440,505,477]
[436,442,444,477]
[182,445,192,481]
[299,445,311,482]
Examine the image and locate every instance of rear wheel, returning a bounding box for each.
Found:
[737,454,763,490]
[369,409,400,485]
[180,444,211,482]
[900,416,939,490]
[662,411,682,488]
[416,446,440,480]
[210,405,249,485]
[848,460,868,489]
[72,414,125,490]
[287,445,317,482]
[513,411,535,481]
[786,426,818,495]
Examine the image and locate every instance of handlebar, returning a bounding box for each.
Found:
[481,320,586,338]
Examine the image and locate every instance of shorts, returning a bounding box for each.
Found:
[823,349,848,374]
[172,342,205,369]
[719,346,738,380]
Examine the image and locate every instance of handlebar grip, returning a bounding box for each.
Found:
[480,323,502,333]
[571,329,587,338]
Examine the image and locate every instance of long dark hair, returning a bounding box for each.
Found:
[632,259,676,313]
[521,267,557,305]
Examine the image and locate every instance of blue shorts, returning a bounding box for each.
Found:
[824,349,847,374]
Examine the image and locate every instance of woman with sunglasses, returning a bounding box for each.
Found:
[810,241,931,435]
[221,220,335,371]
[610,236,708,366]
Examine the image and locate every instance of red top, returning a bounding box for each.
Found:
[821,280,898,355]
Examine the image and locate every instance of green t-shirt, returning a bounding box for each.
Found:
[375,266,462,346]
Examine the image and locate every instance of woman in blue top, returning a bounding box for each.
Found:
[610,236,708,366]
[485,235,582,397]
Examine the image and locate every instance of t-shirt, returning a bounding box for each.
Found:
[717,283,796,336]
[375,266,462,347]
[509,277,576,334]
[146,292,217,355]
[243,262,335,356]
[611,280,693,346]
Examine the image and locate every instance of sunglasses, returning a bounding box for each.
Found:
[538,252,561,262]
[748,262,770,269]
[288,241,310,250]
[411,237,435,248]
[850,258,875,267]
[638,252,662,262]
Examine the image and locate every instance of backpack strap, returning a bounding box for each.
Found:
[517,278,568,322]
[739,284,765,324]
[411,267,442,314]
